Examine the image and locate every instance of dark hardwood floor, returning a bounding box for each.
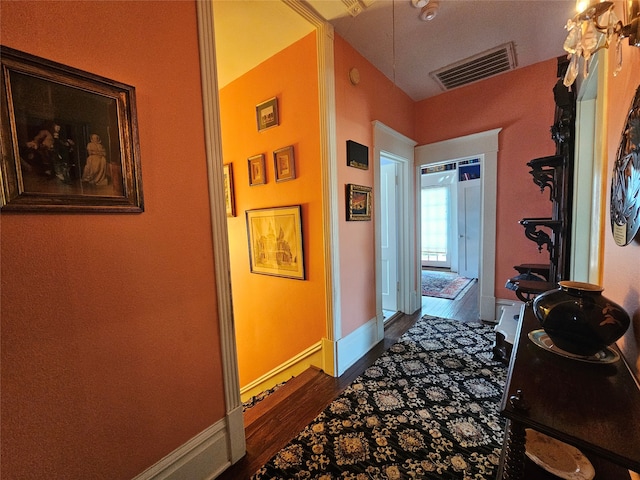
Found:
[422,277,479,321]
[217,281,479,480]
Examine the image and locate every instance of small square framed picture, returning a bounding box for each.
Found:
[274,145,296,182]
[346,140,369,170]
[256,97,278,132]
[248,154,266,186]
[346,183,372,221]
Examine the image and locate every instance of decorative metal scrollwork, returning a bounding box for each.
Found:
[610,85,640,246]
[551,115,573,146]
[527,155,563,199]
[519,218,561,254]
[529,168,556,196]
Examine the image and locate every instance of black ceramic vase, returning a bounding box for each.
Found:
[532,281,631,356]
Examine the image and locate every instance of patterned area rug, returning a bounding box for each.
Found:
[243,380,289,412]
[252,316,507,479]
[421,270,473,299]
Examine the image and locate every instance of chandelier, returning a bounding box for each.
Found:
[563,0,640,87]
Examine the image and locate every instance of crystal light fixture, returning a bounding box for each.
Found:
[562,0,640,87]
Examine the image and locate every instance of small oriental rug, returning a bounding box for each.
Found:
[422,270,474,299]
[251,316,507,480]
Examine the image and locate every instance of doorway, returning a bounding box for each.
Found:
[415,129,500,322]
[373,121,420,323]
[419,159,481,279]
[420,166,456,270]
[380,155,399,320]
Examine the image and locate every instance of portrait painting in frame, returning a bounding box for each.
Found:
[246,205,305,280]
[0,46,143,212]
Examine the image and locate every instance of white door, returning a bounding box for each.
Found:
[458,180,481,278]
[381,160,398,312]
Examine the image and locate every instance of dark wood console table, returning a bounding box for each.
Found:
[498,305,640,480]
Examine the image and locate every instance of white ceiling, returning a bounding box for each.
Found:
[213,0,578,101]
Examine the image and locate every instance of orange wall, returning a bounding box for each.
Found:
[334,35,416,336]
[414,60,559,300]
[219,33,327,387]
[602,43,640,378]
[0,2,226,479]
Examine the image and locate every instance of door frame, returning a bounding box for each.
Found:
[196,0,337,464]
[415,129,501,322]
[373,122,419,329]
[571,54,604,284]
[380,157,399,314]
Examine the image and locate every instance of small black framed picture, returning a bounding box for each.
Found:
[346,140,368,170]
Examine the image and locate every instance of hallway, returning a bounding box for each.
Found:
[218,282,481,479]
[421,276,479,321]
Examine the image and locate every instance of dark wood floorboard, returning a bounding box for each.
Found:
[421,278,479,321]
[217,284,479,479]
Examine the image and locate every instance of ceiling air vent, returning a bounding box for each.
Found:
[430,42,517,91]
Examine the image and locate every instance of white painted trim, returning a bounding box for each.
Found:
[415,129,501,322]
[195,0,245,466]
[373,121,417,159]
[572,97,597,282]
[132,414,238,480]
[284,0,340,377]
[239,341,323,400]
[335,316,381,376]
[494,303,523,344]
[571,53,604,284]
[569,54,609,284]
[373,122,420,320]
[494,298,524,326]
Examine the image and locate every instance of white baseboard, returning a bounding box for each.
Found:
[480,293,498,323]
[132,408,242,480]
[335,316,382,376]
[494,298,524,323]
[409,290,421,314]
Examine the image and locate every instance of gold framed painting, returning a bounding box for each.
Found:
[246,205,305,280]
[346,183,372,221]
[0,46,143,213]
[248,154,266,186]
[273,145,296,182]
[222,163,235,217]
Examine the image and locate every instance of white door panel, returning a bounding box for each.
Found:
[381,161,398,312]
[458,180,480,278]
